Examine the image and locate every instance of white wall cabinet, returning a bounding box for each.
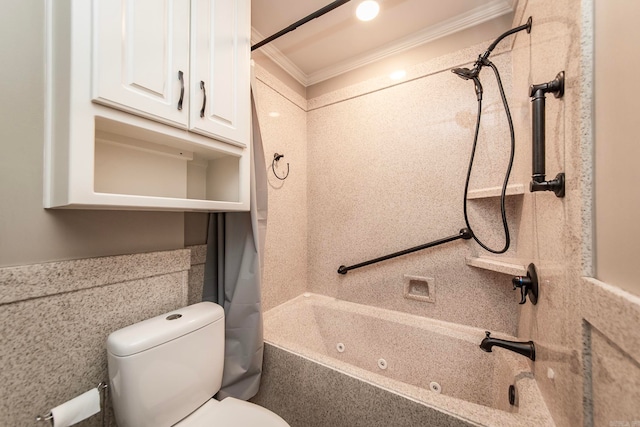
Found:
[45,0,251,211]
[93,0,191,129]
[190,0,250,145]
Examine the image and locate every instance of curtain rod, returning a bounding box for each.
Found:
[251,0,353,51]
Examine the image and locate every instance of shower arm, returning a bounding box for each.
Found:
[459,17,533,79]
[483,16,533,61]
[337,228,473,275]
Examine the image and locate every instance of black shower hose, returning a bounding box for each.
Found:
[462,61,515,254]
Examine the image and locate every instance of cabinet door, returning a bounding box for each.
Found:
[190,0,250,146]
[93,0,190,128]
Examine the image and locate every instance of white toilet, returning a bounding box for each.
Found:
[106,302,289,427]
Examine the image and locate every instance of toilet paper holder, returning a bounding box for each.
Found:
[35,382,108,425]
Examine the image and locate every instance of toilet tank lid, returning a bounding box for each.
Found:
[107,302,224,357]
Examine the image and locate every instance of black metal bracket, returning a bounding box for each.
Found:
[337,228,473,275]
[529,71,565,197]
[512,263,539,305]
[530,172,565,197]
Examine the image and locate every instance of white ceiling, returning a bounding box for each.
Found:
[251,0,516,86]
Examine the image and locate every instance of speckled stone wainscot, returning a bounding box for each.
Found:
[0,249,190,427]
[252,344,475,427]
[187,244,207,305]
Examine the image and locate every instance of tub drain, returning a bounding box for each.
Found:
[377,358,388,370]
[336,343,345,353]
[429,382,442,394]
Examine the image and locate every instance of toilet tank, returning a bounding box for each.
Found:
[107,302,225,427]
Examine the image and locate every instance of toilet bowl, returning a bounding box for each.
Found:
[175,397,287,427]
[106,302,289,427]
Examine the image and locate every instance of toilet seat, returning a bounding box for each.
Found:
[174,397,289,427]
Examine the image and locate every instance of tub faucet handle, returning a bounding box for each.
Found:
[512,276,530,304]
[511,263,539,305]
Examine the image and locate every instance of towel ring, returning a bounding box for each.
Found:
[272,153,290,180]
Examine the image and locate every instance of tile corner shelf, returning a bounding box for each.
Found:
[466,184,525,200]
[44,0,250,212]
[465,256,527,276]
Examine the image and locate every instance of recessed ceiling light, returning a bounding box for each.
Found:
[356,1,379,22]
[389,70,406,80]
[268,112,280,118]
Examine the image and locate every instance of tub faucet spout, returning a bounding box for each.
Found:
[480,331,535,361]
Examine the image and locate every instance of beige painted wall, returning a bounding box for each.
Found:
[594,0,640,297]
[0,1,186,268]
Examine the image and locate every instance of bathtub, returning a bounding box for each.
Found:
[258,293,553,427]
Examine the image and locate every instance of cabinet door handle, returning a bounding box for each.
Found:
[177,71,184,111]
[199,81,207,118]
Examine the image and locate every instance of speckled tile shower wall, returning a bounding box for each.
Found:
[508,0,591,424]
[0,249,190,427]
[491,1,639,426]
[253,0,640,424]
[253,69,309,311]
[306,45,520,334]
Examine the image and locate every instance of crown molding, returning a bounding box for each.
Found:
[306,0,514,85]
[251,28,308,86]
[251,0,514,87]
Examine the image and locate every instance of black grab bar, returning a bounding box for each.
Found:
[337,228,473,275]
